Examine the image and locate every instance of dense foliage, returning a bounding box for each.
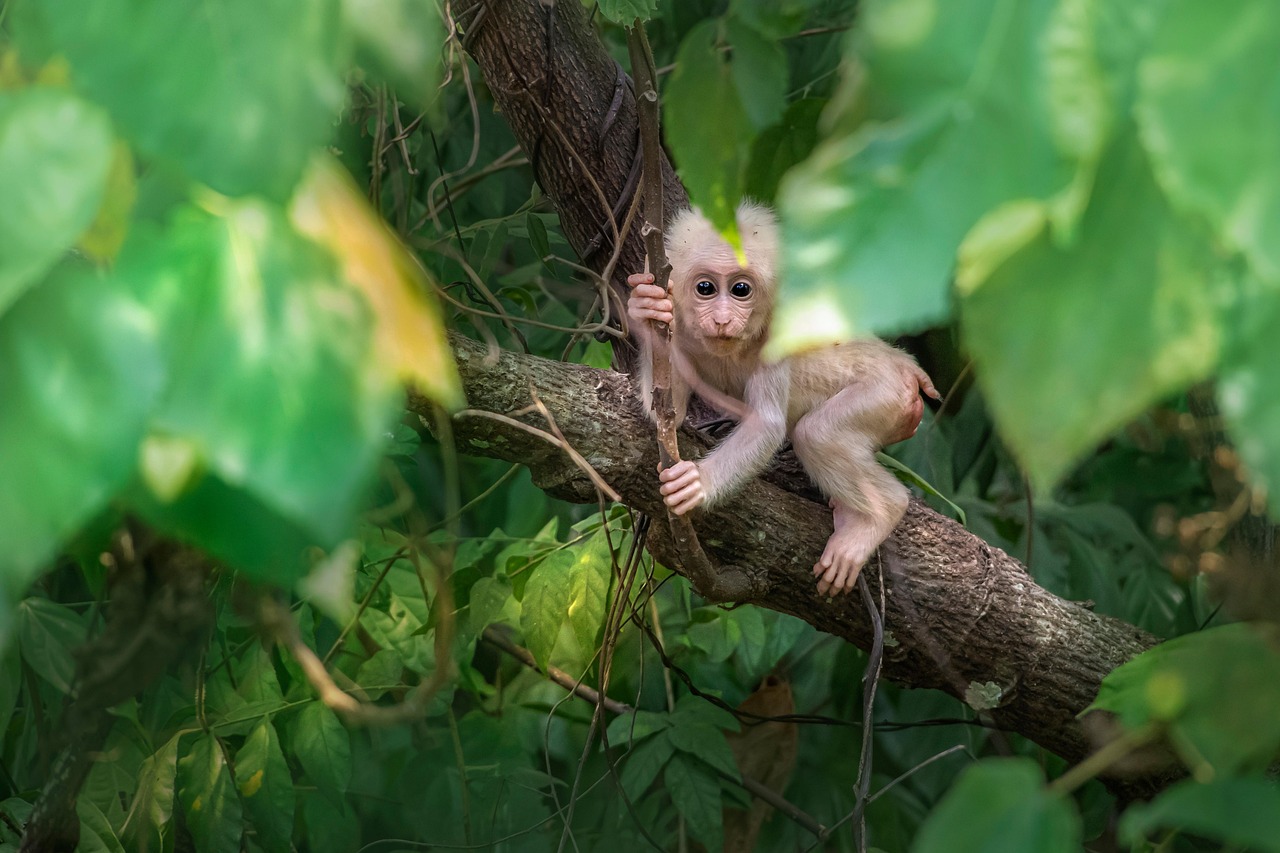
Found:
[0,0,1277,851]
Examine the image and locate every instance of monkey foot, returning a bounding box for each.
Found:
[813,502,880,596]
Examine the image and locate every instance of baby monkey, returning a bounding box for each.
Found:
[628,202,938,595]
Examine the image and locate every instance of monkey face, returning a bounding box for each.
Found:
[681,269,762,348]
[666,201,779,353]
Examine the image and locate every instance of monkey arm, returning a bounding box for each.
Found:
[697,362,790,504]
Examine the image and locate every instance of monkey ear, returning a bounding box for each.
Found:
[735,201,779,285]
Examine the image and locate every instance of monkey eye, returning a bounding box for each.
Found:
[695,280,716,297]
[730,281,752,298]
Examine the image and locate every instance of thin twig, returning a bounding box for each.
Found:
[453,409,620,501]
[624,20,762,603]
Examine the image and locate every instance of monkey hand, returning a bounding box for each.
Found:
[626,273,674,327]
[658,459,706,515]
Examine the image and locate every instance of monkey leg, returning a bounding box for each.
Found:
[792,387,911,595]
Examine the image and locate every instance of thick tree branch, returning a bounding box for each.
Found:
[409,339,1159,774]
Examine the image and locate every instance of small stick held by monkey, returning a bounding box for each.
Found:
[627,202,939,595]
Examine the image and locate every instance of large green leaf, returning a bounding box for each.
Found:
[16,598,85,694]
[177,733,243,853]
[1120,777,1280,852]
[1087,623,1280,776]
[1137,0,1280,284]
[774,0,1076,347]
[290,703,352,808]
[726,19,787,132]
[913,758,1081,853]
[122,734,180,849]
[0,264,162,604]
[118,203,400,582]
[17,0,345,199]
[236,719,295,850]
[664,754,724,852]
[0,88,114,313]
[565,531,612,657]
[665,21,755,231]
[619,733,675,800]
[958,140,1221,487]
[519,550,575,670]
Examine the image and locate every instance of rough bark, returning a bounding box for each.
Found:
[410,337,1159,771]
[453,0,687,369]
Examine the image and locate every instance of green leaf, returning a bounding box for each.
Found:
[1219,290,1280,517]
[1137,0,1280,284]
[565,531,612,657]
[122,734,180,848]
[355,649,404,700]
[76,799,126,853]
[0,264,163,603]
[17,0,345,199]
[0,88,114,313]
[726,20,786,131]
[469,575,520,635]
[290,703,352,807]
[745,98,824,204]
[665,21,754,231]
[958,140,1220,487]
[1044,0,1164,176]
[119,203,400,582]
[668,723,740,781]
[341,0,444,112]
[664,754,724,852]
[597,0,658,25]
[302,792,360,853]
[236,719,295,851]
[16,598,86,694]
[177,732,243,853]
[605,709,671,746]
[1120,777,1280,853]
[775,0,1075,346]
[913,758,1081,853]
[1087,623,1280,776]
[619,733,675,800]
[519,550,575,670]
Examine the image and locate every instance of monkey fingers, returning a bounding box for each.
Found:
[658,460,705,515]
[626,281,674,325]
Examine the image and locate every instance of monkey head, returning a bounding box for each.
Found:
[665,202,779,355]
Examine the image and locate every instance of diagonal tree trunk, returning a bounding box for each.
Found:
[410,337,1159,774]
[443,0,1164,784]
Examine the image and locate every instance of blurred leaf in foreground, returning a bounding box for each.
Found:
[290,155,463,410]
[959,140,1221,488]
[1087,622,1280,777]
[775,0,1075,350]
[0,87,113,313]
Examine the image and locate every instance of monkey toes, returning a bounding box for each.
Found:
[813,501,879,595]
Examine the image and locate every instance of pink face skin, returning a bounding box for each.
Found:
[675,257,769,355]
[691,263,757,348]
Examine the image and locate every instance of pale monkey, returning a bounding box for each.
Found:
[628,202,938,595]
